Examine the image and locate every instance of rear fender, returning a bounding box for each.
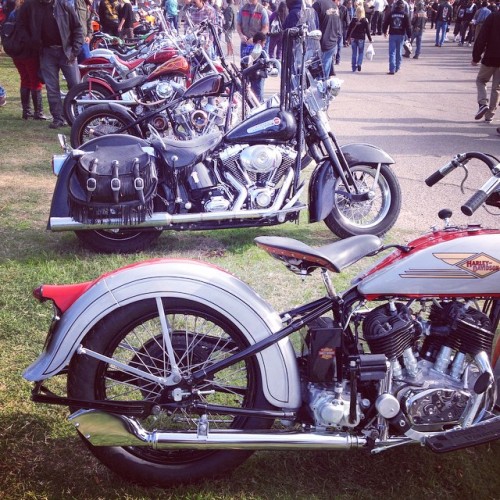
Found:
[24,259,301,409]
[308,144,395,223]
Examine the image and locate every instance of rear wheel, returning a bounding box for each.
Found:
[67,298,272,486]
[75,228,162,253]
[70,104,141,148]
[325,163,401,238]
[64,82,113,125]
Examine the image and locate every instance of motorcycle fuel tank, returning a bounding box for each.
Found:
[358,231,500,299]
[183,74,224,98]
[225,108,297,145]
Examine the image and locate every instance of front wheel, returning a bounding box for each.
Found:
[75,228,162,253]
[325,163,401,238]
[70,104,141,148]
[67,298,272,486]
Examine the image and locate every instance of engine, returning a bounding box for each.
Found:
[171,98,229,140]
[363,300,495,431]
[181,144,297,213]
[301,301,496,432]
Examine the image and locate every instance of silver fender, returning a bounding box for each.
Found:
[24,259,301,409]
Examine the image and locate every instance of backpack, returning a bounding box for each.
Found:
[0,13,27,58]
[270,17,282,35]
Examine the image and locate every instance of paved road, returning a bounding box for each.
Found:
[261,28,499,238]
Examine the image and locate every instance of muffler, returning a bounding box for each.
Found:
[70,409,366,450]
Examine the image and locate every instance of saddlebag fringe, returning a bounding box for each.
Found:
[68,143,157,225]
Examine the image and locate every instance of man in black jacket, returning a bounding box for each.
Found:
[472,11,500,125]
[19,0,83,128]
[383,0,411,74]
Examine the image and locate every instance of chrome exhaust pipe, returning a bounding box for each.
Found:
[70,410,366,450]
[50,170,305,231]
[74,99,137,106]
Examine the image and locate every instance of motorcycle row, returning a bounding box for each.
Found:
[23,18,500,488]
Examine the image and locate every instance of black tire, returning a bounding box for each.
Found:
[324,163,401,238]
[70,104,141,148]
[64,82,113,125]
[75,228,162,253]
[67,298,272,486]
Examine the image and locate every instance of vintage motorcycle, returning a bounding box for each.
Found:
[47,27,401,253]
[24,147,500,486]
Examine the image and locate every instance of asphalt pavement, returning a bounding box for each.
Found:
[260,28,500,238]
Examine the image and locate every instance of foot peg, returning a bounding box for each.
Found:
[426,415,500,453]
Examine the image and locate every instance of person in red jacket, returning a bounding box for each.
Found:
[471,10,500,125]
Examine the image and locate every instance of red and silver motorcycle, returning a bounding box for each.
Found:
[25,150,500,487]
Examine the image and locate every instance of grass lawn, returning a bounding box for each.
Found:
[0,52,499,499]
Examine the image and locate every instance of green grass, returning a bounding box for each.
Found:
[0,52,499,499]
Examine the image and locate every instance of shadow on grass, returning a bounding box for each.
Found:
[1,408,498,499]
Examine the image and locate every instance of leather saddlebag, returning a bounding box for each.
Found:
[68,143,157,224]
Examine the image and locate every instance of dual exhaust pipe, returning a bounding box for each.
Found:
[70,409,366,450]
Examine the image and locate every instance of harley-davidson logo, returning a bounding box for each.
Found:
[400,253,500,279]
[455,253,500,277]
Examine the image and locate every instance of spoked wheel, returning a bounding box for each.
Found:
[325,163,401,238]
[75,228,162,253]
[67,298,272,486]
[64,82,113,125]
[70,104,141,148]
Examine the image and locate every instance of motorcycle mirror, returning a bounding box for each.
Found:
[307,30,323,41]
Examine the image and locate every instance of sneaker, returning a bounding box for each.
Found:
[357,65,361,72]
[0,95,6,107]
[485,117,493,122]
[475,104,489,120]
[48,119,67,129]
[387,71,395,75]
[413,55,419,59]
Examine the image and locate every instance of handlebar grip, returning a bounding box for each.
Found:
[461,190,489,216]
[425,170,445,187]
[425,159,460,187]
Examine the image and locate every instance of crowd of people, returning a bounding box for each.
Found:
[0,0,498,133]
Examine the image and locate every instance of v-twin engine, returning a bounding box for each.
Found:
[363,300,496,431]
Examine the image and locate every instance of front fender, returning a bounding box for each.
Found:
[47,134,152,223]
[308,144,395,223]
[24,259,301,409]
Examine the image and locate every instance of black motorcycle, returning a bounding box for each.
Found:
[47,26,402,253]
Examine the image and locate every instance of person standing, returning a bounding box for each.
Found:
[471,10,499,124]
[268,0,287,58]
[313,0,342,77]
[118,0,134,39]
[164,0,179,31]
[236,0,269,59]
[371,0,386,35]
[98,0,120,36]
[472,1,491,43]
[18,0,82,128]
[383,0,411,74]
[75,0,91,62]
[222,0,236,57]
[346,5,372,72]
[410,1,426,58]
[434,0,451,47]
[5,0,48,120]
[334,0,349,65]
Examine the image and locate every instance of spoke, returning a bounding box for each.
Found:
[156,297,181,381]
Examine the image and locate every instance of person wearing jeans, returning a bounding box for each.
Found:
[345,5,372,72]
[410,2,427,59]
[434,0,452,46]
[383,0,411,74]
[471,10,499,124]
[18,0,82,128]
